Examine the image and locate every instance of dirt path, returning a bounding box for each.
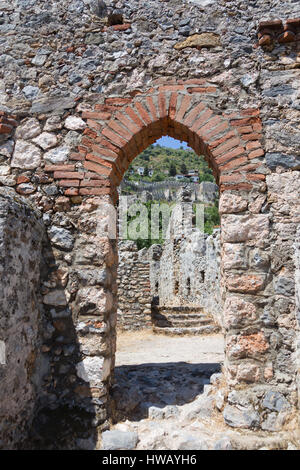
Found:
[116,330,225,366]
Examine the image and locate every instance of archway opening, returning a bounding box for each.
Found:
[113,135,224,439]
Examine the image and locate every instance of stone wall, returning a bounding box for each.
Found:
[0,189,44,449]
[117,241,152,330]
[158,214,222,326]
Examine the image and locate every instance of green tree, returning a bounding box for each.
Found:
[169,163,177,177]
[180,163,187,175]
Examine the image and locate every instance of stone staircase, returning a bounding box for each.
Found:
[152,305,220,336]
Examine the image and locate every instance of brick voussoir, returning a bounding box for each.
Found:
[183,102,206,127]
[214,146,247,165]
[134,101,153,126]
[101,127,128,148]
[175,94,192,122]
[108,119,133,141]
[214,137,241,157]
[191,108,214,132]
[115,112,141,135]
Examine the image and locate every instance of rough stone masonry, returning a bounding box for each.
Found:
[0,0,299,449]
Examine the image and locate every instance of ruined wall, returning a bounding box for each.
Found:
[0,0,299,447]
[203,229,222,326]
[0,189,44,449]
[295,226,300,415]
[117,241,152,330]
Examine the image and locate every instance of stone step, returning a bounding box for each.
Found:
[153,312,211,321]
[153,317,212,328]
[157,306,205,314]
[153,325,220,336]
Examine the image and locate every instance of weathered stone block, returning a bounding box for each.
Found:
[222,214,269,243]
[223,404,260,429]
[224,296,257,329]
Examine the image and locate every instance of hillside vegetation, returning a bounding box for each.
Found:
[123,144,220,248]
[126,144,215,183]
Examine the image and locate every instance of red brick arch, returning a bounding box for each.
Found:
[52,81,265,199]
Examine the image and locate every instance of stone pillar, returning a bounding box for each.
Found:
[220,185,299,431]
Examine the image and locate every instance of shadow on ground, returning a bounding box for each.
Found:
[112,362,221,422]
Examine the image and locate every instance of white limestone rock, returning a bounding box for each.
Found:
[44,145,70,164]
[76,356,111,386]
[11,140,42,169]
[15,118,41,140]
[32,132,57,150]
[64,115,86,131]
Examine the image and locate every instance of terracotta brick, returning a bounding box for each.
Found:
[205,122,230,141]
[241,108,260,117]
[215,146,246,165]
[252,122,263,132]
[124,106,146,129]
[246,173,266,181]
[242,133,262,142]
[146,96,159,122]
[17,175,30,184]
[219,156,248,172]
[86,119,101,131]
[0,124,12,134]
[248,148,265,159]
[220,182,253,192]
[81,136,94,147]
[176,94,192,122]
[58,180,80,187]
[191,109,214,132]
[110,23,131,32]
[94,103,119,112]
[70,153,85,161]
[101,127,128,148]
[246,141,261,150]
[84,160,109,176]
[108,119,133,141]
[231,117,260,127]
[80,179,110,187]
[220,173,244,184]
[196,115,222,137]
[95,137,121,155]
[86,153,115,169]
[115,112,140,134]
[90,144,118,161]
[84,172,108,181]
[78,145,88,155]
[54,171,84,179]
[45,164,76,172]
[168,92,178,121]
[82,111,111,120]
[79,187,112,196]
[134,102,153,125]
[158,93,167,119]
[105,97,132,106]
[178,79,206,85]
[64,188,79,196]
[238,125,253,134]
[183,102,206,127]
[235,163,259,172]
[209,130,237,148]
[187,86,217,94]
[158,85,184,92]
